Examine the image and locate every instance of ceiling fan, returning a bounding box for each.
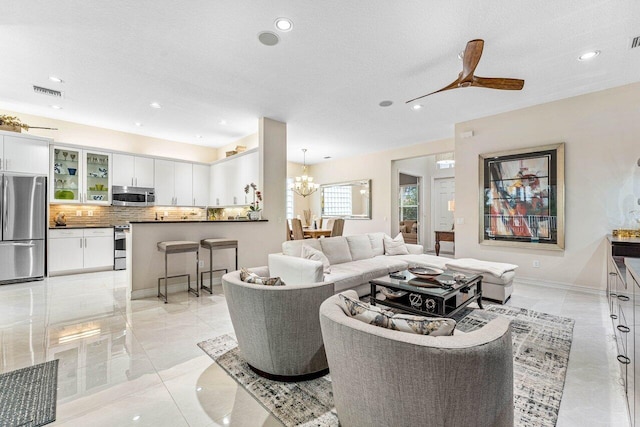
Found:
[406,39,524,103]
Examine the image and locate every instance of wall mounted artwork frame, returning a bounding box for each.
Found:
[479,143,565,250]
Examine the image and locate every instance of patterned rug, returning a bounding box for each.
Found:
[198,305,574,427]
[0,360,59,427]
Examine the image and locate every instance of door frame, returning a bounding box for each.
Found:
[430,176,455,252]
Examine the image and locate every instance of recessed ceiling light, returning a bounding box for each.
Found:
[135,122,142,127]
[323,156,332,159]
[258,31,279,46]
[578,50,600,61]
[150,102,161,109]
[275,18,293,32]
[48,76,63,83]
[412,104,423,110]
[51,105,62,110]
[379,100,393,107]
[132,415,141,421]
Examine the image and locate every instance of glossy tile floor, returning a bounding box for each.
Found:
[0,271,629,426]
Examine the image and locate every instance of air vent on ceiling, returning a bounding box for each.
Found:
[33,85,63,98]
[631,35,640,49]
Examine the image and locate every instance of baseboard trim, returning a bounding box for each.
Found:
[514,276,605,296]
[131,277,223,300]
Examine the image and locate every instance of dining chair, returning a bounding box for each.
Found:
[331,218,345,237]
[325,219,335,234]
[286,219,293,241]
[291,218,306,240]
[318,217,323,229]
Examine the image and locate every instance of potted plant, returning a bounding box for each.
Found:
[244,183,262,220]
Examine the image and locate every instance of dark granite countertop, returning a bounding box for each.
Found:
[130,219,268,224]
[49,224,115,229]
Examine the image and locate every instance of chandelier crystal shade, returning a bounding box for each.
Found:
[290,149,319,197]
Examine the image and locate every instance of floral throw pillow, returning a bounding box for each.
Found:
[383,233,410,256]
[337,292,455,336]
[239,268,285,286]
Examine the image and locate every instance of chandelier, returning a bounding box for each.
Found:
[290,148,319,197]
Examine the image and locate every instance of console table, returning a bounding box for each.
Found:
[435,230,454,256]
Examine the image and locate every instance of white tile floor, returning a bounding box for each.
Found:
[0,271,629,426]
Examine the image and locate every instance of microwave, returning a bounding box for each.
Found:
[112,186,155,206]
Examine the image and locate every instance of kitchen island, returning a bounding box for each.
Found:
[128,219,281,299]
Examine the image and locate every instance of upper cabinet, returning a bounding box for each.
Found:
[154,160,195,206]
[209,149,259,207]
[51,146,112,205]
[112,154,154,188]
[192,164,210,207]
[0,133,49,175]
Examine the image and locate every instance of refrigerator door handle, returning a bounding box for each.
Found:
[0,242,35,248]
[3,178,7,235]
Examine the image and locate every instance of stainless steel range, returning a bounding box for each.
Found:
[114,224,129,270]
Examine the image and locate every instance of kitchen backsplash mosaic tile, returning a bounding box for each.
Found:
[49,205,206,227]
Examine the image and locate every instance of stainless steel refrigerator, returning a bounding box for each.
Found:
[0,174,46,284]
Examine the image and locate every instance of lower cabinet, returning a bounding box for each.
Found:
[49,228,114,274]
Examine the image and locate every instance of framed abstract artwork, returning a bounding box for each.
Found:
[479,143,565,250]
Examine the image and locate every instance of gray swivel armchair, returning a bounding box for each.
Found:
[319,292,514,427]
[222,267,334,381]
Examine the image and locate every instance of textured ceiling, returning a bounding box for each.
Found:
[0,1,638,163]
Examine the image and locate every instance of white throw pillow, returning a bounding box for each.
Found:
[383,233,409,256]
[301,244,331,273]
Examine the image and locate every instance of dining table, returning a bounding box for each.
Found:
[303,228,332,239]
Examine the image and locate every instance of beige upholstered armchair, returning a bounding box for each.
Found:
[399,220,418,244]
[319,292,514,426]
[222,267,334,381]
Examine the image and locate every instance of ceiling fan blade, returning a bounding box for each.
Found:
[472,76,525,90]
[460,39,484,83]
[405,77,461,103]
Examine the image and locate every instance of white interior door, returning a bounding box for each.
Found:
[433,178,455,253]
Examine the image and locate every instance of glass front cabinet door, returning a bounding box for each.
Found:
[50,146,112,205]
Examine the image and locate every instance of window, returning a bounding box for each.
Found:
[399,185,418,221]
[286,178,294,219]
[322,185,352,216]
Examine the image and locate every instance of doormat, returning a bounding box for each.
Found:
[198,305,574,426]
[0,360,59,427]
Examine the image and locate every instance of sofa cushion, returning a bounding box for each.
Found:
[372,255,410,273]
[367,232,386,256]
[338,292,456,336]
[301,244,331,273]
[346,235,375,261]
[320,237,353,265]
[344,259,390,282]
[239,267,285,286]
[383,233,409,256]
[325,265,365,293]
[282,239,322,257]
[447,268,515,285]
[395,254,448,270]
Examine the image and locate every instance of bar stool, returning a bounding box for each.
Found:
[200,238,238,294]
[157,240,200,303]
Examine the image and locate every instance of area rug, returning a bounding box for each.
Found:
[198,305,574,427]
[0,360,59,427]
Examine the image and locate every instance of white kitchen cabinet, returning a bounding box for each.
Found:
[192,164,209,207]
[1,133,50,175]
[209,149,259,207]
[174,162,193,206]
[154,160,196,206]
[49,228,114,274]
[51,146,112,205]
[112,154,154,188]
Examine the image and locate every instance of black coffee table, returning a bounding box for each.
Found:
[370,270,483,317]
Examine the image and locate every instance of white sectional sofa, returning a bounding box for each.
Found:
[268,233,516,303]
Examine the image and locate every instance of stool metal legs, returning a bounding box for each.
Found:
[200,247,229,295]
[157,250,199,303]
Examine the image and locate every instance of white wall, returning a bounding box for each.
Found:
[455,82,640,291]
[307,138,454,236]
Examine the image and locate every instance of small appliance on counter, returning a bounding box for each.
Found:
[112,186,155,206]
[114,224,129,270]
[0,174,46,284]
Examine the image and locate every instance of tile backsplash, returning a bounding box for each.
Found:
[49,205,206,226]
